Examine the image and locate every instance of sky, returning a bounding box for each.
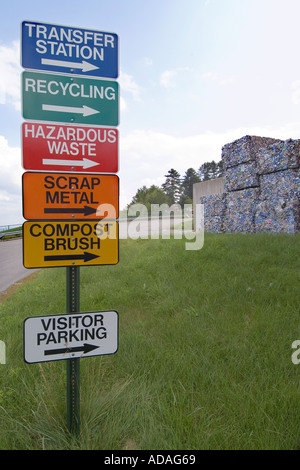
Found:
[1,0,300,225]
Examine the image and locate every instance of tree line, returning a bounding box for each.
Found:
[128,160,223,210]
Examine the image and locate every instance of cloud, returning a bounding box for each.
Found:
[0,40,21,110]
[120,96,127,112]
[291,80,300,104]
[119,122,300,208]
[1,117,299,219]
[119,128,222,206]
[0,135,22,225]
[160,67,190,88]
[202,71,236,86]
[0,121,299,218]
[119,70,142,112]
[160,70,177,88]
[0,136,22,192]
[119,70,142,101]
[141,57,153,67]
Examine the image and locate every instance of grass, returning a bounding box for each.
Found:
[0,233,299,449]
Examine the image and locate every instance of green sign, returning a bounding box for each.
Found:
[22,71,119,126]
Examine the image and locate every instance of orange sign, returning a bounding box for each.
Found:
[22,172,119,220]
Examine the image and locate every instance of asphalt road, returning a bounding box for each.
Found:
[0,238,38,295]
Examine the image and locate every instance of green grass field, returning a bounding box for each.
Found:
[0,233,299,450]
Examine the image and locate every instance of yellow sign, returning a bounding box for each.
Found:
[23,220,118,268]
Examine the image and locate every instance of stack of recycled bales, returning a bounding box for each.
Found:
[197,135,300,233]
[199,193,226,233]
[255,140,300,233]
[222,136,280,233]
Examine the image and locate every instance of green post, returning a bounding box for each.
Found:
[66,266,80,435]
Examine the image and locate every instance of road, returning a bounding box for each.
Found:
[0,238,38,295]
[118,216,193,238]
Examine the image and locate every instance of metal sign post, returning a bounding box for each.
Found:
[66,265,80,435]
[21,19,120,438]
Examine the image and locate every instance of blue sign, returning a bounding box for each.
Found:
[21,21,119,79]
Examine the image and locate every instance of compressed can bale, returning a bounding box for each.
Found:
[295,168,300,198]
[255,169,299,233]
[256,139,300,175]
[195,135,300,234]
[255,199,298,233]
[223,188,259,233]
[222,135,280,169]
[200,194,226,233]
[224,161,259,192]
[295,169,300,231]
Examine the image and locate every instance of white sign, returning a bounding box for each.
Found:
[23,310,118,363]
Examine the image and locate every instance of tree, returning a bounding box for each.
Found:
[128,185,168,212]
[217,160,224,177]
[180,168,200,205]
[161,169,182,205]
[198,160,224,181]
[128,186,147,206]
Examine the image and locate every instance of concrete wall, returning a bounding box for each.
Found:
[193,178,225,232]
[193,177,224,198]
[193,135,300,234]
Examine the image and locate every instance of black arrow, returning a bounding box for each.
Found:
[44,252,100,263]
[44,343,99,356]
[44,206,96,216]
